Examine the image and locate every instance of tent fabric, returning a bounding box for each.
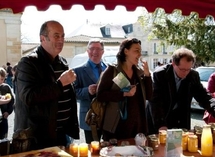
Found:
[0,0,215,18]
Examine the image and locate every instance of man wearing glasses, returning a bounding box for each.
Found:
[73,38,107,143]
[149,47,215,133]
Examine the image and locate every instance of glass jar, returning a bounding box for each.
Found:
[148,134,159,147]
[213,129,215,144]
[195,130,202,148]
[159,130,167,144]
[150,137,159,151]
[188,135,198,153]
[181,132,188,151]
[134,133,146,146]
[201,124,213,156]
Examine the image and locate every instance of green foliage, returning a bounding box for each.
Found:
[138,9,215,65]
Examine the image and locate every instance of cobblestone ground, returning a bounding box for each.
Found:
[7,108,205,143]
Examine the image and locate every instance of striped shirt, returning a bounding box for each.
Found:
[51,57,72,130]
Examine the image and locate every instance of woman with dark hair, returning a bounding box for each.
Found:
[97,38,153,141]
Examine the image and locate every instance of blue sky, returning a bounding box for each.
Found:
[21,5,144,42]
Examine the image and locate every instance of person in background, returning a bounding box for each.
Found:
[97,37,153,141]
[203,71,215,123]
[13,20,79,151]
[149,47,215,133]
[11,64,17,94]
[6,62,13,88]
[2,65,6,71]
[73,38,107,143]
[155,61,163,70]
[0,67,15,139]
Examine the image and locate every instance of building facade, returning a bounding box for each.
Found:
[1,10,174,71]
[0,10,21,67]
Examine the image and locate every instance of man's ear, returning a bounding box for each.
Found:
[40,35,45,42]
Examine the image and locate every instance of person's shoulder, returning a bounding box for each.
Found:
[210,72,215,78]
[154,64,170,74]
[190,68,199,75]
[0,83,11,89]
[73,63,88,71]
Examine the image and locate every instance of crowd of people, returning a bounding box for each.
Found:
[1,20,215,153]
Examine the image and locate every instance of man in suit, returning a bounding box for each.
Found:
[73,38,107,143]
[149,48,215,133]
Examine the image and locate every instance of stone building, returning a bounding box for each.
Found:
[0,9,21,67]
[1,10,173,71]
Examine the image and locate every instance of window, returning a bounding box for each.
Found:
[163,59,167,64]
[105,27,110,36]
[142,51,148,56]
[154,43,158,54]
[153,58,159,69]
[128,27,131,33]
[163,45,167,54]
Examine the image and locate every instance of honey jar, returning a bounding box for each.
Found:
[181,132,188,151]
[213,128,215,144]
[150,137,159,151]
[187,134,198,153]
[201,124,213,156]
[159,130,167,144]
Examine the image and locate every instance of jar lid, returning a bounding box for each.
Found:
[150,137,158,141]
[159,130,167,134]
[203,124,211,128]
[188,135,197,139]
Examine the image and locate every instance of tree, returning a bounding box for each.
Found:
[138,8,215,66]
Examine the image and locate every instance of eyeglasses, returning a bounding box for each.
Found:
[88,47,103,52]
[177,66,191,72]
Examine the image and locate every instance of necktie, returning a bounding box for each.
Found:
[96,64,102,76]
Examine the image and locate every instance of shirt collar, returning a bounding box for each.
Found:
[173,68,183,82]
[88,59,102,68]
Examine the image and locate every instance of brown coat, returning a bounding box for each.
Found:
[97,64,153,134]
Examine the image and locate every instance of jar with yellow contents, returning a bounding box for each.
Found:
[181,132,188,151]
[187,134,198,153]
[159,130,167,144]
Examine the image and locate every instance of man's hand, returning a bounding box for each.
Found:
[3,112,9,119]
[58,69,76,86]
[88,84,97,95]
[208,106,215,118]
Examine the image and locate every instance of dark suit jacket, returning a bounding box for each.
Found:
[73,61,107,130]
[14,46,79,148]
[149,64,213,132]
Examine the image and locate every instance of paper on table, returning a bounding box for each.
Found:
[112,72,130,89]
[100,145,153,156]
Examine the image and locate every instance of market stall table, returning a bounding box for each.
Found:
[65,138,215,156]
[2,139,215,157]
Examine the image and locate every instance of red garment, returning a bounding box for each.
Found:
[203,72,215,124]
[203,110,215,124]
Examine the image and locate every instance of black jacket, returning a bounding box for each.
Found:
[14,46,79,147]
[0,83,14,116]
[149,64,213,132]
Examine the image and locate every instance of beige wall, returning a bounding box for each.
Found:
[0,19,7,66]
[0,10,22,67]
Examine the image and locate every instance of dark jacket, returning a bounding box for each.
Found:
[150,64,213,132]
[0,83,14,115]
[14,46,79,146]
[97,64,153,134]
